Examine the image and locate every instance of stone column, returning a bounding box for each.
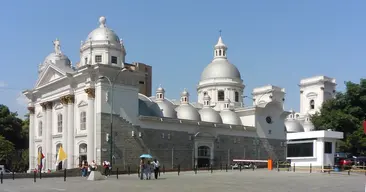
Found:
[27,106,35,171]
[85,88,95,163]
[40,103,47,171]
[45,101,53,170]
[60,96,69,169]
[66,95,75,168]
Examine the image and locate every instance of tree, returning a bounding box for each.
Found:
[0,104,27,149]
[0,135,15,162]
[311,79,366,155]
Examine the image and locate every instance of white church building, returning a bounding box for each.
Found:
[23,16,336,171]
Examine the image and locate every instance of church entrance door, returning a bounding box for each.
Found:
[197,146,211,168]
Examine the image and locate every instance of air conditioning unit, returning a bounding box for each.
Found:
[138,132,142,138]
[131,131,135,137]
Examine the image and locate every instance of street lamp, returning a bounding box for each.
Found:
[98,67,128,168]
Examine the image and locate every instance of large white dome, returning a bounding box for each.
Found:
[86,16,120,45]
[200,58,241,81]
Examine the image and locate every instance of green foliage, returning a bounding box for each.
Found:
[311,79,366,155]
[0,104,28,149]
[0,135,15,161]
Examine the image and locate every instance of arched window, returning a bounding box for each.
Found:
[79,143,87,154]
[235,91,239,102]
[38,121,43,137]
[198,146,210,157]
[219,50,222,56]
[223,50,226,56]
[218,90,225,101]
[57,114,63,133]
[56,143,62,154]
[310,100,315,109]
[80,111,86,130]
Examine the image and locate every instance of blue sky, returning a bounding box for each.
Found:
[1,0,365,118]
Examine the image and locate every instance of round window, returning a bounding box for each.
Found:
[266,116,272,124]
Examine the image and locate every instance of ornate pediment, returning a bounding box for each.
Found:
[78,100,88,107]
[35,64,66,88]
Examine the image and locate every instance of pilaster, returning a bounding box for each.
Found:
[45,101,53,170]
[27,106,35,171]
[66,95,75,168]
[60,96,69,168]
[40,102,47,171]
[85,88,95,163]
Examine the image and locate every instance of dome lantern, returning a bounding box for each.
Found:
[156,85,165,101]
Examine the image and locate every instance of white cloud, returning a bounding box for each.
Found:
[16,92,29,107]
[0,81,7,88]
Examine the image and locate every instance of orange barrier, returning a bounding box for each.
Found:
[267,159,273,170]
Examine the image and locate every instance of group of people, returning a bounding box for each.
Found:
[140,158,160,180]
[80,160,97,177]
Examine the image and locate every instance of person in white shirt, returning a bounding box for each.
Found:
[152,159,160,179]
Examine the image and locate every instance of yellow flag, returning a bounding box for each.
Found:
[57,146,67,162]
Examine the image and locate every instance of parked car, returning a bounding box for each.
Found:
[335,157,353,169]
[354,156,366,166]
[0,165,11,174]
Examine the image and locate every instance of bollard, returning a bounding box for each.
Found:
[1,171,3,184]
[348,169,350,175]
[220,163,222,171]
[178,164,181,176]
[195,165,197,174]
[310,163,312,173]
[293,163,295,172]
[34,171,36,183]
[211,165,213,174]
[287,164,290,172]
[12,171,14,180]
[163,165,165,174]
[117,168,119,179]
[277,162,279,172]
[137,166,140,178]
[64,169,66,182]
[40,171,42,179]
[225,164,228,172]
[128,166,130,175]
[252,164,255,171]
[239,164,242,172]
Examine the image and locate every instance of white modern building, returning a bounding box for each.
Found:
[286,130,343,169]
[23,16,336,172]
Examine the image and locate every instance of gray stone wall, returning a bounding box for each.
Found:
[214,135,286,166]
[99,113,286,170]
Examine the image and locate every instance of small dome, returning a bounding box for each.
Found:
[303,122,315,132]
[199,107,222,123]
[285,119,304,132]
[220,110,241,125]
[303,116,315,132]
[175,104,200,121]
[155,100,177,118]
[200,58,241,81]
[86,16,120,45]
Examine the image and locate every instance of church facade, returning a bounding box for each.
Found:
[24,16,334,171]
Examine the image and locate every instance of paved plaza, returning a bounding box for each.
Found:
[1,170,365,192]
